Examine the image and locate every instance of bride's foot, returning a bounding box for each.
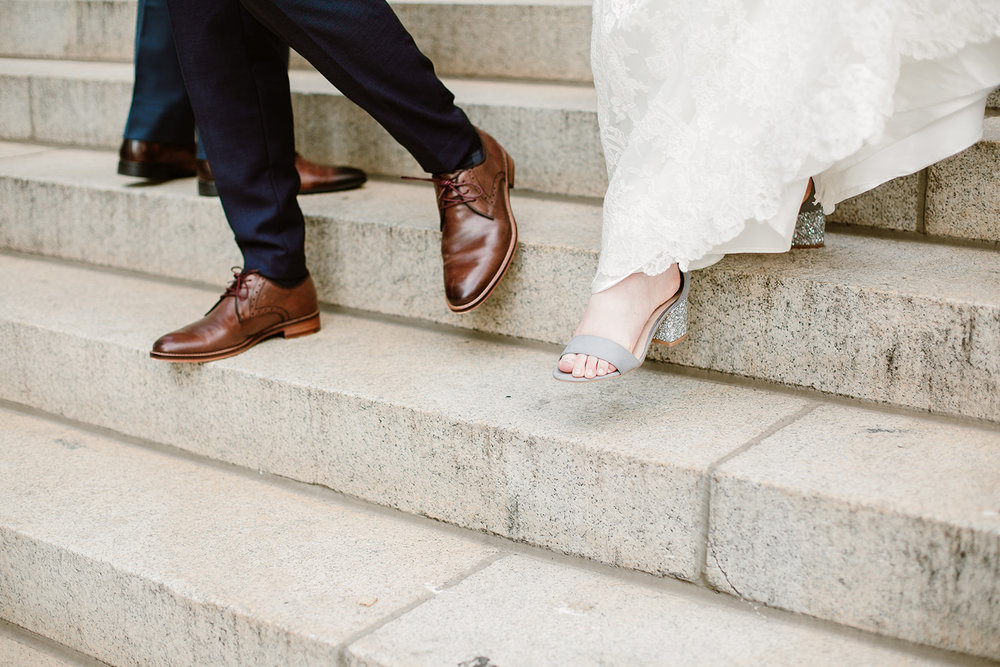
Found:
[557,264,683,379]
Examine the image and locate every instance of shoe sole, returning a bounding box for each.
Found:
[149,312,320,363]
[197,177,367,198]
[446,153,518,314]
[118,160,195,181]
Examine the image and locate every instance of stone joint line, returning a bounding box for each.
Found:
[336,551,509,660]
[694,402,822,587]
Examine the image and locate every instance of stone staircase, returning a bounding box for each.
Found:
[0,0,998,664]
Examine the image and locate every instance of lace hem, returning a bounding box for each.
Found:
[590,0,1000,291]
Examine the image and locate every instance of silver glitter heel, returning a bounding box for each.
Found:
[792,189,825,249]
[652,297,687,346]
[553,272,690,383]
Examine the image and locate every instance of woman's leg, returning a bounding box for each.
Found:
[558,263,681,379]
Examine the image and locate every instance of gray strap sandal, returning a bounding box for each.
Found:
[553,272,689,383]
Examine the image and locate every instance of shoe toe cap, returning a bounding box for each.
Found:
[151,331,203,356]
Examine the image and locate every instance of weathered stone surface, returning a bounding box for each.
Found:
[0,406,497,666]
[0,632,84,667]
[708,405,1000,660]
[0,252,809,580]
[0,0,591,82]
[0,72,32,141]
[5,407,985,665]
[0,59,604,196]
[392,0,592,82]
[0,142,54,160]
[827,172,922,232]
[0,59,133,148]
[925,117,1000,243]
[657,234,1000,422]
[3,146,1000,421]
[0,0,135,62]
[289,71,604,197]
[347,556,964,666]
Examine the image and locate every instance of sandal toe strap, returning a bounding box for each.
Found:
[560,335,641,374]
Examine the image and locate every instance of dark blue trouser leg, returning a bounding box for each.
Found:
[235,0,479,173]
[123,0,197,149]
[165,0,480,282]
[165,0,306,281]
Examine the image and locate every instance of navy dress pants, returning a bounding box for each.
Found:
[123,0,207,160]
[164,0,480,283]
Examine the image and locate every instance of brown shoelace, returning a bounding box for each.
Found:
[205,267,256,316]
[402,175,485,210]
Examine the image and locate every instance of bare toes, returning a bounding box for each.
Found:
[558,353,577,373]
[584,355,599,378]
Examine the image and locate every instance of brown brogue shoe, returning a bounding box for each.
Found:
[196,153,367,197]
[150,269,320,363]
[425,129,517,313]
[117,139,198,180]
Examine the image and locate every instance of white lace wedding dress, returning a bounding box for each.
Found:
[591,0,1000,292]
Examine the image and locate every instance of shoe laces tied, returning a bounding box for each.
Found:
[402,175,484,210]
[222,267,255,300]
[205,267,255,316]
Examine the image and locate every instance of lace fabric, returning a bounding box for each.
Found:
[590,0,1000,292]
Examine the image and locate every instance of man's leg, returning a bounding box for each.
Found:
[165,0,306,283]
[150,0,323,363]
[235,0,482,174]
[118,0,198,179]
[152,0,517,362]
[230,0,517,312]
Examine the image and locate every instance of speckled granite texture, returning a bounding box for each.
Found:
[346,557,965,666]
[0,407,497,666]
[2,145,999,421]
[708,405,1000,660]
[2,406,988,665]
[2,252,999,657]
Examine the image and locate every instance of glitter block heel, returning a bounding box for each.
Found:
[553,272,690,383]
[792,182,825,249]
[652,297,688,347]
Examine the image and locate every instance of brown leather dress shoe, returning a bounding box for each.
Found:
[150,269,320,363]
[118,139,198,180]
[196,154,367,197]
[427,129,517,313]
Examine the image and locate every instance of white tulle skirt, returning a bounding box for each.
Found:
[591,0,1000,292]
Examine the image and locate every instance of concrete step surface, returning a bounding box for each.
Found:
[2,56,999,237]
[1,142,999,422]
[0,622,99,667]
[1,252,998,658]
[829,116,1000,245]
[0,0,592,82]
[1,404,993,665]
[0,57,603,198]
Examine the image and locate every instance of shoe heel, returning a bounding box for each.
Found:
[652,298,687,346]
[792,194,825,249]
[280,314,321,339]
[198,179,219,197]
[506,155,515,189]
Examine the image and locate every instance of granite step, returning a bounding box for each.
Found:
[3,405,987,666]
[1,252,999,658]
[0,620,99,667]
[829,116,1000,245]
[2,56,999,237]
[1,142,999,422]
[0,57,602,198]
[0,0,593,82]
